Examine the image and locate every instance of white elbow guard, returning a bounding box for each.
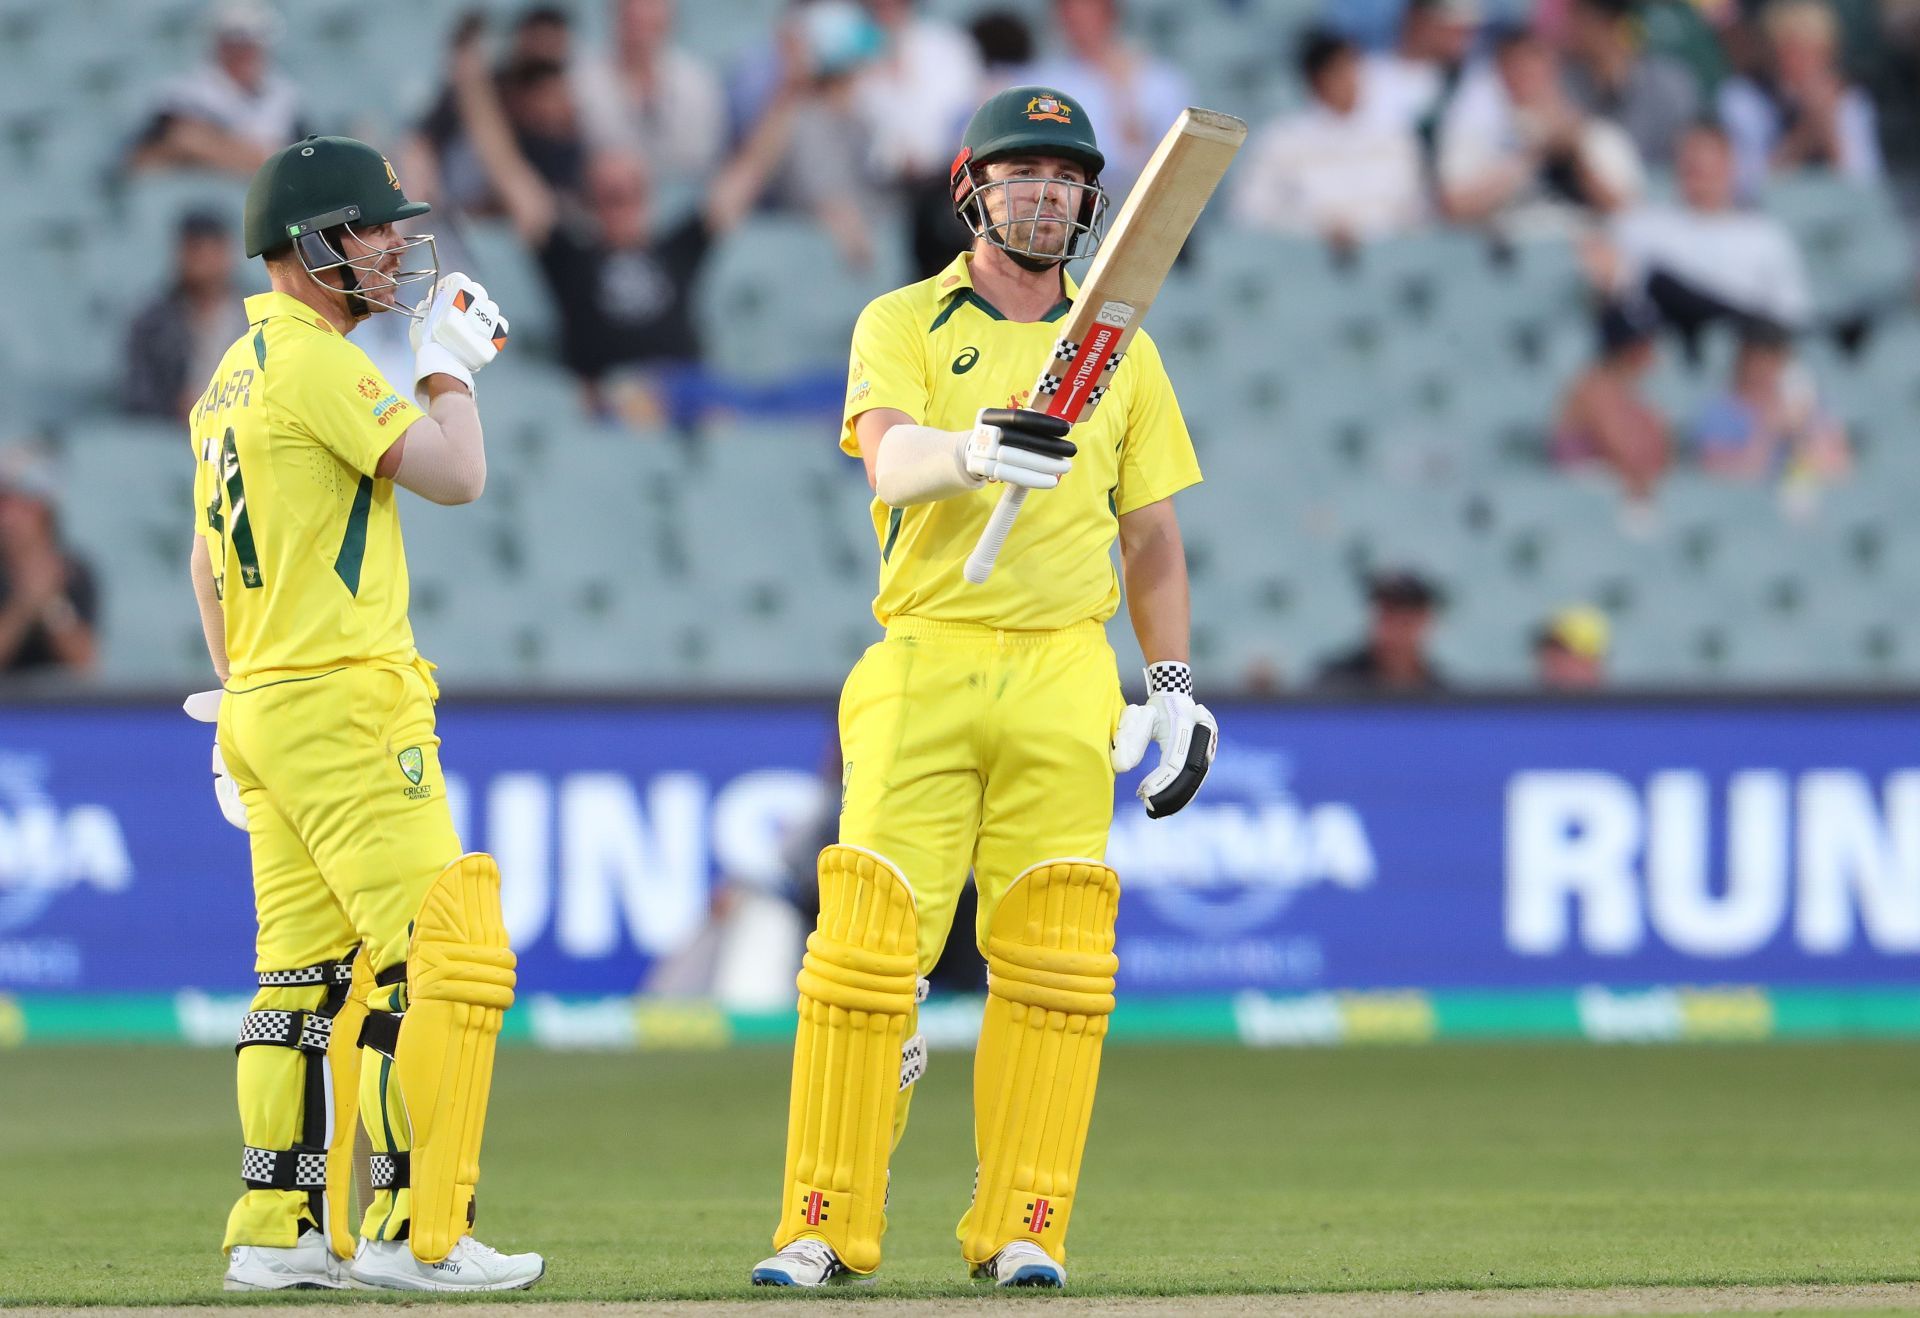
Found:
[873,424,984,507]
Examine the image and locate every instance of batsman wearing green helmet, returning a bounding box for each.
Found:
[752,86,1214,1290]
[186,135,541,1293]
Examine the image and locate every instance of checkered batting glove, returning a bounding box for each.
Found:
[1110,662,1218,818]
[410,273,508,399]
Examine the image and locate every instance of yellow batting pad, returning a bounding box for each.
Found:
[395,853,517,1263]
[777,845,919,1274]
[960,859,1120,1266]
[322,955,372,1259]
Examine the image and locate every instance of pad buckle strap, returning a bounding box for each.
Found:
[368,1151,410,1190]
[900,1033,928,1091]
[240,1144,328,1191]
[915,976,930,1004]
[236,1008,333,1055]
[256,958,356,988]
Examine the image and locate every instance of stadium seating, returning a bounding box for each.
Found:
[9,2,1920,692]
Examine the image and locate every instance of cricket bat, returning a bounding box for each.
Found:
[963,106,1247,585]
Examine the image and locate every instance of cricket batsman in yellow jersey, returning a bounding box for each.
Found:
[184,135,542,1293]
[752,87,1219,1289]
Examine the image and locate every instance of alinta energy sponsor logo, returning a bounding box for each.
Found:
[1109,745,1375,939]
[0,752,132,935]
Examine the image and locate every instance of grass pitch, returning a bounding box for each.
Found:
[1,1042,1917,1306]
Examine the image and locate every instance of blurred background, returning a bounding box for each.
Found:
[1,0,1917,1046]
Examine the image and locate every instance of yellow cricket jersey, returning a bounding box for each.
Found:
[189,291,424,684]
[842,252,1201,630]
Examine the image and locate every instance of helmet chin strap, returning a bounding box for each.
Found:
[1005,248,1065,274]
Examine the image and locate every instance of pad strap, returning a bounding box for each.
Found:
[257,960,356,988]
[359,1009,402,1058]
[370,1151,411,1190]
[900,1033,928,1091]
[241,1144,329,1191]
[235,1009,333,1055]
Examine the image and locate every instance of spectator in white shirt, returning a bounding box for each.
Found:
[1362,0,1481,138]
[1592,122,1811,343]
[1718,0,1881,198]
[855,0,985,275]
[128,2,304,177]
[1437,27,1644,235]
[1025,0,1191,198]
[574,0,728,186]
[856,0,982,183]
[1234,31,1425,247]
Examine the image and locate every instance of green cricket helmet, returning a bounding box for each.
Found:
[949,86,1109,268]
[244,135,437,317]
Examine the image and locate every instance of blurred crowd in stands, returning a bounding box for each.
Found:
[13,0,1912,690]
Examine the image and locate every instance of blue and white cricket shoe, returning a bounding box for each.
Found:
[973,1239,1066,1288]
[751,1237,850,1287]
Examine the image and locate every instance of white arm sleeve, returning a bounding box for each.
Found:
[872,423,983,508]
[189,535,229,683]
[392,390,487,505]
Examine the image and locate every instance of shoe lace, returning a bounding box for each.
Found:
[456,1236,503,1261]
[787,1238,839,1271]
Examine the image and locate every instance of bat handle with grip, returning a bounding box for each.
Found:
[964,485,1028,584]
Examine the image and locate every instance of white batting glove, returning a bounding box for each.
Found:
[1111,662,1218,819]
[411,273,508,399]
[183,690,248,832]
[963,407,1076,490]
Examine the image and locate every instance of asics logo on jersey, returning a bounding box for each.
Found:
[952,346,980,374]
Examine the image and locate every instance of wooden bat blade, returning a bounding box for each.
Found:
[964,107,1245,585]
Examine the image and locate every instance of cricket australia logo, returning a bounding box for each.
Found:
[397,747,430,799]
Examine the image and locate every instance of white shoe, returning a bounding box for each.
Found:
[223,1229,348,1291]
[751,1237,851,1287]
[972,1239,1066,1288]
[348,1235,545,1292]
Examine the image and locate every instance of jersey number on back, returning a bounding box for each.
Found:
[203,427,263,592]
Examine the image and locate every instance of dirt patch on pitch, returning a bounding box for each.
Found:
[14,1282,1920,1316]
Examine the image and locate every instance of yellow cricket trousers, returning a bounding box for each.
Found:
[836,616,1125,976]
[216,657,460,1249]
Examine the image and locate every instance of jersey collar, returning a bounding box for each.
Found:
[243,290,340,335]
[932,252,1077,324]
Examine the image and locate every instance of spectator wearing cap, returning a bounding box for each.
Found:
[1691,321,1850,485]
[1313,571,1448,693]
[1589,122,1810,350]
[1718,0,1881,198]
[1560,0,1699,168]
[1437,27,1644,235]
[574,0,728,187]
[1552,298,1669,512]
[128,2,305,176]
[0,448,96,677]
[1233,29,1425,248]
[122,212,250,421]
[1534,604,1609,689]
[1025,0,1191,198]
